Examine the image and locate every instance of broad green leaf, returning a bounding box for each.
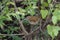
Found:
[47,25,60,39]
[53,9,60,16]
[41,10,48,19]
[53,9,60,20]
[52,16,58,25]
[47,0,52,3]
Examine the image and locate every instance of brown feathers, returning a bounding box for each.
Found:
[26,16,40,25]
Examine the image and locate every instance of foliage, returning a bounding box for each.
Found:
[47,25,60,39]
[0,0,60,40]
[40,9,48,19]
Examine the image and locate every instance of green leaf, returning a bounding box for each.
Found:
[53,9,60,20]
[41,10,48,19]
[52,16,58,25]
[47,0,52,3]
[47,25,60,39]
[53,9,60,16]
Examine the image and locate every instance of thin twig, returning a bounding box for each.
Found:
[19,20,28,34]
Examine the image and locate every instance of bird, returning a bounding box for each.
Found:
[26,16,40,25]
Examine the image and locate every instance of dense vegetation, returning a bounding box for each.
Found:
[0,0,60,40]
